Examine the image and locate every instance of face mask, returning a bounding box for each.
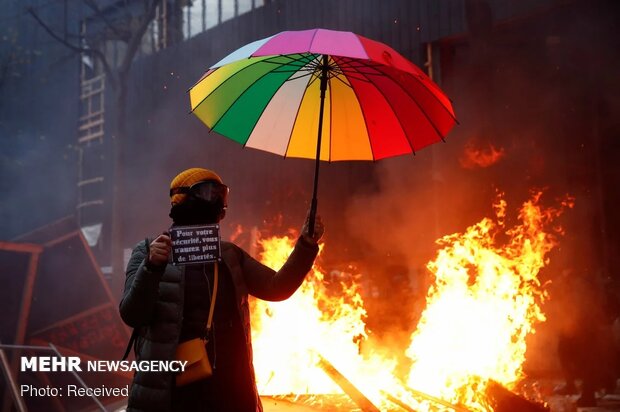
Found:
[169,196,225,226]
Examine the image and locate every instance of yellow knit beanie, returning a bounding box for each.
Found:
[170,168,224,205]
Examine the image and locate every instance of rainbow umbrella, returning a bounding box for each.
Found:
[189,28,457,233]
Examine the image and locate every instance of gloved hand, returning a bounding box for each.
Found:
[301,213,324,244]
[146,232,171,270]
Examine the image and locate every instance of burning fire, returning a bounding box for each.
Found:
[250,192,573,411]
[250,235,393,397]
[460,141,505,169]
[405,192,573,410]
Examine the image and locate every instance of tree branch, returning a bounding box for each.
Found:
[83,0,128,41]
[118,0,159,76]
[26,6,117,89]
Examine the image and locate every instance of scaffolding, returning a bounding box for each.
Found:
[74,0,267,265]
[76,16,106,259]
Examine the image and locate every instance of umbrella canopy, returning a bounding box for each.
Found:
[189,28,456,162]
[189,28,457,234]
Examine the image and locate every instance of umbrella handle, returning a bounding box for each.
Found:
[308,55,329,239]
[308,197,317,237]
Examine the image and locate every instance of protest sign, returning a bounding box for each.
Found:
[170,224,221,265]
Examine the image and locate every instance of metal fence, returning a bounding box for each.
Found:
[182,0,266,40]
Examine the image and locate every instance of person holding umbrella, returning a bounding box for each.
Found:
[119,167,324,412]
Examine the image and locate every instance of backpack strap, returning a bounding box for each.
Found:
[206,263,219,336]
[122,329,138,360]
[121,237,150,360]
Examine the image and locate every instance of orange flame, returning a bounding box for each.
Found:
[250,192,573,411]
[251,236,366,394]
[405,192,573,410]
[250,236,400,408]
[460,141,505,169]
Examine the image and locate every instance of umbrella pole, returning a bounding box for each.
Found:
[309,54,329,237]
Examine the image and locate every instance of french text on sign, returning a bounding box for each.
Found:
[170,224,221,265]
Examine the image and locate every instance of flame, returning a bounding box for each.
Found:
[460,141,505,169]
[405,191,573,410]
[251,235,342,395]
[250,235,400,408]
[250,192,573,411]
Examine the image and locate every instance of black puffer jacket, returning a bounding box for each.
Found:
[119,238,318,412]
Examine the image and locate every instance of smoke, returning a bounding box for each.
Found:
[0,2,82,240]
[344,0,620,377]
[0,93,77,240]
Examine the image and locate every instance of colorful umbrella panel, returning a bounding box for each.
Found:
[190,29,456,162]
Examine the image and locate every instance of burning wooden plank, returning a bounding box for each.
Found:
[316,354,381,412]
[380,390,417,412]
[486,380,549,412]
[403,386,472,412]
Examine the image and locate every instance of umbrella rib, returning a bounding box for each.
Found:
[260,61,312,70]
[263,53,315,66]
[342,68,370,79]
[277,66,320,76]
[242,69,302,150]
[412,74,459,122]
[208,59,306,134]
[307,71,321,88]
[340,61,396,79]
[340,65,376,162]
[351,56,458,124]
[283,57,320,159]
[331,58,373,83]
[390,69,457,124]
[285,54,319,72]
[188,68,216,92]
[271,68,314,73]
[323,57,372,84]
[286,71,315,82]
[329,73,354,89]
[298,53,320,66]
[328,70,333,162]
[371,64,451,143]
[346,64,416,155]
[190,56,275,113]
[334,57,381,69]
[260,60,306,66]
[308,28,320,54]
[333,57,385,74]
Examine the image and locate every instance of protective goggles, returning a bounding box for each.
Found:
[170,180,229,205]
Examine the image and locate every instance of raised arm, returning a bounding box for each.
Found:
[240,236,319,301]
[241,214,324,301]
